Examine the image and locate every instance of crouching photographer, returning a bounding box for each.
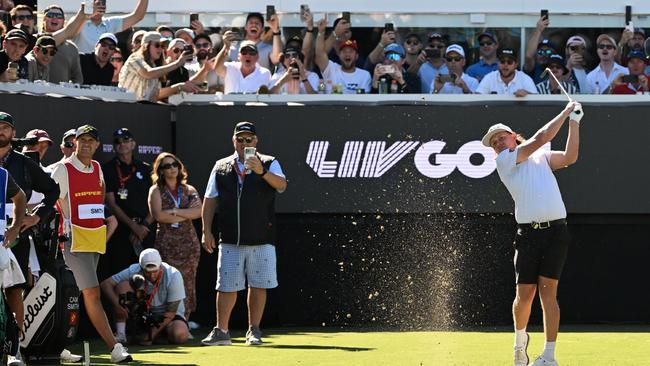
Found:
[100,248,189,346]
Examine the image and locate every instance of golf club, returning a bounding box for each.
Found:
[542,67,581,115]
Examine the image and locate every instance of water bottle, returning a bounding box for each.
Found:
[390,80,398,94]
[594,81,600,95]
[318,79,326,94]
[326,79,333,94]
[378,78,388,94]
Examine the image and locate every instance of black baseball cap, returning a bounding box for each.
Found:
[5,29,28,43]
[498,48,517,60]
[113,127,134,141]
[0,112,15,128]
[75,124,99,140]
[35,35,57,49]
[234,121,256,135]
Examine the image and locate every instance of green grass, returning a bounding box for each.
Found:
[64,326,650,365]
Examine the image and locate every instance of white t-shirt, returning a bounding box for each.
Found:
[434,73,479,94]
[476,70,538,95]
[321,60,371,94]
[495,147,566,223]
[227,40,273,70]
[269,68,319,94]
[205,154,285,198]
[73,18,123,54]
[185,61,223,89]
[223,62,271,94]
[585,63,628,94]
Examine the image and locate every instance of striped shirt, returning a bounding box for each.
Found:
[118,53,160,102]
[535,79,578,95]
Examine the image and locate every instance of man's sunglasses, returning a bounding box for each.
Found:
[597,44,615,50]
[479,41,494,47]
[45,12,64,19]
[63,141,74,148]
[405,39,420,45]
[445,56,462,62]
[195,42,211,49]
[241,49,258,56]
[110,56,123,62]
[284,51,299,59]
[537,48,553,56]
[12,14,34,21]
[172,48,184,54]
[386,53,402,62]
[39,47,57,56]
[429,44,445,49]
[160,162,180,170]
[568,45,584,52]
[99,41,116,50]
[236,136,256,143]
[499,58,515,65]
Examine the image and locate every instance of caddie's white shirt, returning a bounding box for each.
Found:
[50,154,105,219]
[476,70,538,95]
[585,63,628,94]
[224,61,271,94]
[495,147,566,224]
[434,73,480,94]
[321,60,371,94]
[72,18,123,54]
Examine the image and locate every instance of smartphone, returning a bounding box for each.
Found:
[540,9,548,20]
[229,27,243,41]
[190,13,199,29]
[6,62,18,80]
[266,5,276,21]
[300,4,309,22]
[385,23,394,32]
[244,147,256,174]
[625,5,632,25]
[342,11,351,23]
[622,74,639,83]
[439,74,456,83]
[183,44,193,53]
[377,64,395,75]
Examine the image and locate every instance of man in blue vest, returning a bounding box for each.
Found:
[201,121,287,346]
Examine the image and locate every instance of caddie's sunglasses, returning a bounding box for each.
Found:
[63,141,74,148]
[236,136,256,143]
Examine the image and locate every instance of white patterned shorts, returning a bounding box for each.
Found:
[216,244,278,292]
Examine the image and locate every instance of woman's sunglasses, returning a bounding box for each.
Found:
[160,162,180,170]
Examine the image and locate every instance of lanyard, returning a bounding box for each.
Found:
[144,269,164,310]
[233,159,246,184]
[165,186,182,208]
[115,161,136,188]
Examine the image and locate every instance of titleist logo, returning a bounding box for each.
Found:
[20,286,53,341]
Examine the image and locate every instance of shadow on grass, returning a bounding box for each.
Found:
[263,344,373,352]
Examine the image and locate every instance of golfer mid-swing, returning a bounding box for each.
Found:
[481,100,583,366]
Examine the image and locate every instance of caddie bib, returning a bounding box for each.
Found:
[65,161,106,253]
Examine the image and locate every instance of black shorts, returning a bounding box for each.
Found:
[513,222,570,284]
[8,233,31,289]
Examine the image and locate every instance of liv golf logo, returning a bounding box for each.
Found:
[306,140,496,179]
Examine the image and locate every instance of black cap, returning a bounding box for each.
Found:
[498,48,517,60]
[478,31,498,43]
[113,127,134,140]
[4,29,28,43]
[234,121,256,135]
[75,124,99,140]
[544,54,569,74]
[0,112,15,128]
[35,35,57,49]
[62,129,76,143]
[286,35,303,48]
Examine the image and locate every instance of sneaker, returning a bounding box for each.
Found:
[60,349,83,363]
[188,321,200,330]
[530,356,559,366]
[110,343,133,363]
[7,350,24,366]
[513,333,529,366]
[115,332,128,344]
[245,326,263,346]
[201,327,232,346]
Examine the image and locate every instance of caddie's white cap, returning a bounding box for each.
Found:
[139,248,162,271]
[481,123,513,147]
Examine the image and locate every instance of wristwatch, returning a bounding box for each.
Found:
[258,167,268,177]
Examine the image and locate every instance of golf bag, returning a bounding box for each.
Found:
[21,213,80,364]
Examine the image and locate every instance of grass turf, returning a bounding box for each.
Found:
[63,325,650,365]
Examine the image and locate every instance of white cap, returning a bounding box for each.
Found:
[131,29,146,43]
[97,32,118,45]
[142,31,162,45]
[445,44,465,58]
[167,38,186,51]
[139,248,162,271]
[481,123,513,147]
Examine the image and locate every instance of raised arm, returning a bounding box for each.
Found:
[137,52,187,80]
[517,101,576,164]
[268,14,282,66]
[368,30,395,65]
[53,2,88,45]
[525,16,548,73]
[549,104,582,170]
[214,32,235,78]
[314,17,330,72]
[120,0,149,30]
[301,9,315,67]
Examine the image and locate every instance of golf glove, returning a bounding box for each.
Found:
[570,103,584,124]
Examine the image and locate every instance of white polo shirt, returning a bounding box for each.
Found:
[585,62,628,94]
[321,61,371,94]
[72,18,123,54]
[228,41,273,70]
[434,73,479,94]
[223,62,271,94]
[476,70,538,95]
[495,147,566,224]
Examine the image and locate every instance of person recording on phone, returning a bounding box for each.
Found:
[226,12,278,70]
[201,121,287,347]
[0,29,30,82]
[524,12,556,83]
[184,33,224,93]
[617,27,646,65]
[609,50,649,94]
[269,46,318,94]
[371,43,420,93]
[407,32,448,93]
[366,23,398,67]
[564,36,591,93]
[432,44,478,94]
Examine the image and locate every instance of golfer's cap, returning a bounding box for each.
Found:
[175,28,195,39]
[25,129,53,145]
[234,121,256,135]
[339,39,358,52]
[132,29,146,42]
[35,35,57,49]
[0,112,15,128]
[482,123,513,147]
[565,35,587,47]
[142,31,161,45]
[428,32,444,41]
[113,127,134,140]
[634,27,645,37]
[97,32,118,46]
[75,124,99,140]
[445,44,465,58]
[139,248,162,272]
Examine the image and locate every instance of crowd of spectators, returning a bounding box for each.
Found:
[1,3,650,100]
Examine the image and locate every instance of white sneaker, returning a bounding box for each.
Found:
[7,350,24,366]
[110,343,133,363]
[530,356,559,366]
[514,333,529,366]
[60,349,83,363]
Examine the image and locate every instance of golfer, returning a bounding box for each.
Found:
[481,100,583,366]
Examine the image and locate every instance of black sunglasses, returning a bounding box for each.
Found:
[236,136,256,143]
[40,47,57,56]
[445,56,462,62]
[499,58,515,65]
[63,141,74,148]
[99,41,116,50]
[479,41,494,46]
[12,14,34,20]
[160,162,180,170]
[405,39,420,45]
[241,49,258,56]
[45,12,64,19]
[110,56,123,62]
[597,44,615,50]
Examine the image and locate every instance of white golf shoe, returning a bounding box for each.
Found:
[529,355,559,366]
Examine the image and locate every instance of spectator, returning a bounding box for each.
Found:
[365,24,397,68]
[72,0,148,54]
[130,29,146,54]
[535,54,578,94]
[564,35,590,93]
[407,32,448,93]
[296,9,316,70]
[201,121,287,347]
[610,51,649,94]
[100,248,189,345]
[119,31,200,102]
[269,47,318,94]
[45,128,76,172]
[586,34,628,94]
[402,33,423,71]
[80,32,117,86]
[99,128,154,283]
[466,31,499,81]
[110,46,123,86]
[185,33,224,93]
[25,34,57,81]
[9,5,35,50]
[371,43,420,93]
[0,0,14,11]
[618,27,646,65]
[227,12,279,70]
[148,152,202,323]
[21,129,52,162]
[50,125,132,364]
[174,28,195,47]
[432,44,478,94]
[156,25,174,40]
[41,5,84,84]
[524,14,555,83]
[165,39,190,86]
[476,48,538,96]
[0,28,29,82]
[215,38,271,94]
[322,16,365,69]
[315,18,371,93]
